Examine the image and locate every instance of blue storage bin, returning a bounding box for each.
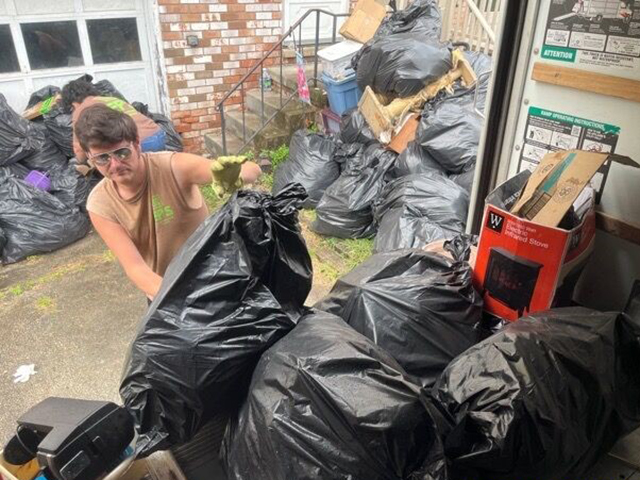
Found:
[322,73,362,116]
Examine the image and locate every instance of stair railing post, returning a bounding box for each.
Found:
[260,58,265,126]
[314,10,320,87]
[241,82,246,142]
[280,37,284,108]
[332,15,337,43]
[220,103,227,156]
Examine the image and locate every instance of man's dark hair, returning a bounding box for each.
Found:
[75,104,139,153]
[60,79,101,111]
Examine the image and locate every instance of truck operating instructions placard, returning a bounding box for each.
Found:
[541,0,640,70]
[518,106,620,195]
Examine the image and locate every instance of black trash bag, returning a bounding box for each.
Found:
[0,94,48,167]
[131,102,183,152]
[0,225,6,255]
[373,173,468,252]
[432,307,640,480]
[0,163,30,181]
[93,79,127,102]
[26,85,61,110]
[19,139,68,174]
[222,311,447,480]
[356,35,452,97]
[417,93,482,174]
[312,143,397,239]
[50,165,92,210]
[43,106,74,158]
[339,108,377,146]
[449,167,475,193]
[389,141,446,178]
[375,0,442,39]
[272,130,338,208]
[315,242,482,388]
[0,177,90,264]
[120,184,313,457]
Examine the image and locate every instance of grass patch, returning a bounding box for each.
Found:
[325,237,375,271]
[9,284,25,296]
[35,296,56,312]
[200,184,231,213]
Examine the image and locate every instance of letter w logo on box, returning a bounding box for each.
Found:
[486,211,505,234]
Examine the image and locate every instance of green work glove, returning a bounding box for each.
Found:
[210,155,247,197]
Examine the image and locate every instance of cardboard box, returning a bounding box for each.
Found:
[339,0,387,44]
[473,150,637,321]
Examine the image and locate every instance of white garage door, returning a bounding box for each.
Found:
[0,0,163,114]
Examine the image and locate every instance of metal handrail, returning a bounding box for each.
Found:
[215,9,349,155]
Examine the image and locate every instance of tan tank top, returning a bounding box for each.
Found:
[86,152,209,276]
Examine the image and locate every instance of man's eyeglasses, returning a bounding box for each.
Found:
[88,146,133,167]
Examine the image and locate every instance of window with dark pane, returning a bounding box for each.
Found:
[0,25,20,73]
[87,18,142,64]
[21,21,83,69]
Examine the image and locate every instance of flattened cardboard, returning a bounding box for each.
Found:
[511,149,636,227]
[339,0,387,44]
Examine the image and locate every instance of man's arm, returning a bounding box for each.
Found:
[170,152,261,190]
[89,212,163,299]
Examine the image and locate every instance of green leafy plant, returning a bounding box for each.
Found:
[260,144,289,172]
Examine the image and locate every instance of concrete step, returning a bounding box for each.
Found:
[226,109,289,151]
[204,129,246,157]
[267,63,324,91]
[245,89,316,134]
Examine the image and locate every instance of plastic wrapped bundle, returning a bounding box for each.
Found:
[120,185,313,457]
[356,35,452,97]
[373,173,468,252]
[222,311,447,480]
[272,130,339,208]
[432,307,640,480]
[315,240,482,388]
[0,94,47,166]
[312,143,397,239]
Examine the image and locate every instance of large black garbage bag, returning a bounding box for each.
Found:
[315,241,482,388]
[432,307,640,480]
[389,141,445,178]
[356,35,452,97]
[131,101,183,152]
[340,108,377,146]
[19,139,68,174]
[0,226,6,255]
[272,130,338,208]
[418,94,482,174]
[0,94,47,166]
[120,184,313,457]
[26,85,61,110]
[222,311,447,480]
[0,163,30,181]
[373,173,468,252]
[449,167,475,193]
[93,79,127,102]
[376,0,442,39]
[0,177,90,264]
[43,105,74,158]
[50,165,91,210]
[312,143,396,238]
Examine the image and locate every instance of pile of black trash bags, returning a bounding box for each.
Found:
[0,75,183,264]
[120,184,640,480]
[271,0,493,252]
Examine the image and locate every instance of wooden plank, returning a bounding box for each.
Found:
[532,62,640,103]
[596,211,640,246]
[145,451,188,480]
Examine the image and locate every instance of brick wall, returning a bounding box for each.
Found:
[158,0,283,153]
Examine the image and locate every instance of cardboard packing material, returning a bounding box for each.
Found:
[473,150,637,321]
[339,0,387,44]
[21,93,60,120]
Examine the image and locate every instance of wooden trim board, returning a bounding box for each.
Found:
[596,211,640,246]
[532,62,640,103]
